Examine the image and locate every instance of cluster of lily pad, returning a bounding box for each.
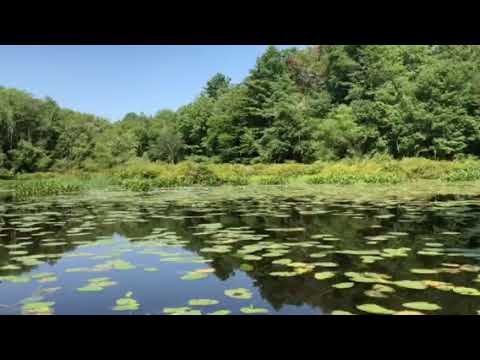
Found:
[162,287,268,315]
[2,189,480,315]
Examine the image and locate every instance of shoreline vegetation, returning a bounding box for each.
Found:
[2,157,480,199]
[1,46,480,200]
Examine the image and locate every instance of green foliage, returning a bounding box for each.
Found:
[13,179,82,199]
[1,45,480,171]
[203,73,231,99]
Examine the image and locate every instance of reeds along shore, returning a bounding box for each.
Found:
[3,157,480,198]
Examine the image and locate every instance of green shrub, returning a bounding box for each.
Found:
[444,168,480,182]
[306,173,403,185]
[173,161,223,186]
[121,179,154,192]
[252,175,289,185]
[13,180,83,199]
[219,175,249,186]
[0,169,15,180]
[15,172,56,181]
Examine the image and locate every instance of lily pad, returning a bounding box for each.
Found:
[163,306,191,314]
[240,305,269,314]
[113,292,140,311]
[452,286,480,296]
[356,304,395,315]
[37,276,58,283]
[395,310,424,315]
[21,301,55,315]
[269,271,299,277]
[393,280,428,290]
[315,262,338,268]
[372,284,395,293]
[314,271,336,280]
[224,288,252,300]
[181,272,209,281]
[242,255,262,261]
[402,302,442,311]
[332,282,354,289]
[208,309,231,315]
[272,258,293,265]
[410,268,439,274]
[331,310,354,315]
[240,264,254,272]
[188,299,219,306]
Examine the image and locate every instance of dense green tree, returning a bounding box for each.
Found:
[203,73,231,99]
[176,96,215,157]
[93,127,137,168]
[1,45,480,172]
[116,112,151,157]
[147,110,184,163]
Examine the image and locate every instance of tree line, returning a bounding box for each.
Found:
[1,45,480,176]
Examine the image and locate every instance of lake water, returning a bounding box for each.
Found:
[1,186,480,315]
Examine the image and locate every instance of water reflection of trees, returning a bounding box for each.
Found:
[2,196,480,314]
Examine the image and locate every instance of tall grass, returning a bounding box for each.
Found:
[3,157,480,195]
[13,180,83,199]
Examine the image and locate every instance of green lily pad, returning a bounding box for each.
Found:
[395,310,424,315]
[0,275,31,284]
[393,280,428,290]
[269,271,299,277]
[110,259,136,270]
[224,288,252,300]
[425,242,443,247]
[181,271,209,281]
[171,309,202,315]
[410,269,439,274]
[188,299,219,306]
[9,250,29,256]
[315,262,338,268]
[113,292,140,311]
[163,307,191,314]
[37,276,58,283]
[77,285,104,292]
[240,264,254,272]
[365,290,389,298]
[310,253,328,258]
[21,301,55,315]
[1,264,21,270]
[242,255,262,261]
[331,310,354,315]
[208,309,231,315]
[65,267,90,273]
[240,305,269,314]
[144,267,159,272]
[332,282,354,289]
[314,271,336,280]
[452,286,480,296]
[356,304,396,315]
[372,284,395,293]
[345,272,391,284]
[77,277,117,292]
[418,251,443,256]
[272,258,293,265]
[403,302,442,311]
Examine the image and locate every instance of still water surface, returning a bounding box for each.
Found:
[1,186,480,315]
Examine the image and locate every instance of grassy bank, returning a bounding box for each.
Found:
[1,157,480,198]
[112,157,480,190]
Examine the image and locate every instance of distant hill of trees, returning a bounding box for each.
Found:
[1,45,480,177]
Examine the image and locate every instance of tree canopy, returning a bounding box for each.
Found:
[1,45,479,175]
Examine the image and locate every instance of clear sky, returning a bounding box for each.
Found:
[0,45,305,121]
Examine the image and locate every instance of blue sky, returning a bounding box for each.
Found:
[0,45,306,121]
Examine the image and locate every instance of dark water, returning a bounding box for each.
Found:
[1,187,480,315]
